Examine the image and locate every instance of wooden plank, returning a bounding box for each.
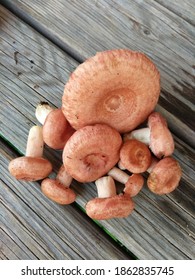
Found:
[0,139,132,260]
[1,0,195,148]
[1,6,195,259]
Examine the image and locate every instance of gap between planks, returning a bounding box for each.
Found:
[1,0,195,148]
[0,5,195,259]
[0,138,133,260]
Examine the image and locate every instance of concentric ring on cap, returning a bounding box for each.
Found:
[62,124,122,182]
[62,49,160,133]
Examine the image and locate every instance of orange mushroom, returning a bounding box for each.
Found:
[86,176,135,220]
[41,165,76,205]
[119,139,152,173]
[108,167,144,197]
[147,157,182,195]
[43,108,75,150]
[62,49,160,133]
[124,111,175,158]
[35,102,75,149]
[8,126,52,181]
[62,124,122,182]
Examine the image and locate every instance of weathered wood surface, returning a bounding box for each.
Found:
[0,139,132,260]
[2,0,195,149]
[0,5,195,260]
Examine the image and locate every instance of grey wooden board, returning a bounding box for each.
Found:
[1,0,195,149]
[0,139,132,260]
[1,6,195,260]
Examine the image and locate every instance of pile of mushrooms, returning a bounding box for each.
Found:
[9,49,182,220]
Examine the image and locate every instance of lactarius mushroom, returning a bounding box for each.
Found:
[119,139,152,173]
[43,108,75,149]
[108,167,144,197]
[62,49,160,133]
[35,102,75,149]
[41,165,76,204]
[62,124,122,182]
[124,111,175,158]
[86,176,135,220]
[147,157,182,195]
[8,126,52,181]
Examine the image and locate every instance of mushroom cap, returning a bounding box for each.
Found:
[86,194,135,220]
[43,108,75,150]
[120,139,152,173]
[62,49,160,133]
[8,156,52,181]
[147,157,182,194]
[62,124,122,182]
[41,178,76,204]
[124,174,144,197]
[148,112,175,158]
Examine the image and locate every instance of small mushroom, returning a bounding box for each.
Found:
[62,124,122,182]
[108,167,144,197]
[41,164,76,205]
[124,111,175,158]
[43,108,75,150]
[119,139,152,173]
[147,157,182,195]
[35,102,75,149]
[86,176,135,220]
[8,126,52,181]
[62,49,160,133]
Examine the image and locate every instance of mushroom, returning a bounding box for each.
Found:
[147,157,182,195]
[62,124,122,182]
[43,108,75,150]
[124,111,175,158]
[108,167,144,197]
[35,102,75,149]
[8,126,52,181]
[41,164,76,205]
[119,139,152,173]
[62,49,160,133]
[86,176,135,220]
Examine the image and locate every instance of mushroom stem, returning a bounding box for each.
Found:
[95,176,116,198]
[147,157,159,173]
[117,160,126,170]
[25,126,44,157]
[56,165,72,187]
[108,167,129,184]
[123,127,150,145]
[108,167,144,197]
[35,102,53,125]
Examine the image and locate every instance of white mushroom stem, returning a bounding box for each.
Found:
[118,160,126,170]
[146,157,159,173]
[35,102,53,125]
[26,126,44,157]
[123,127,150,145]
[108,167,129,184]
[95,176,116,198]
[56,165,73,187]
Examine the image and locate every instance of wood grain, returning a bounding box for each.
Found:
[0,6,195,259]
[1,0,195,148]
[0,139,132,260]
